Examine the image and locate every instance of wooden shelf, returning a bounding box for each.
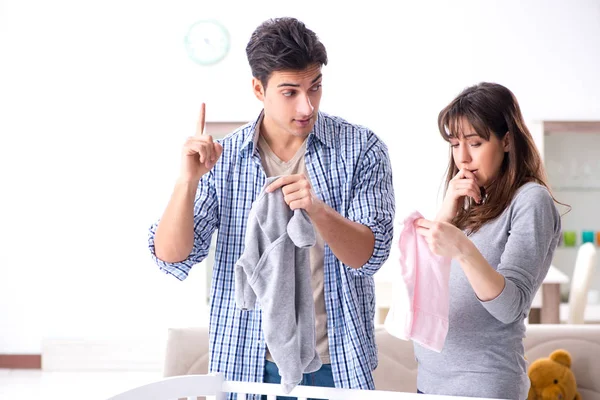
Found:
[544,121,600,134]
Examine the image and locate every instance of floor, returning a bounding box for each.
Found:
[0,369,161,400]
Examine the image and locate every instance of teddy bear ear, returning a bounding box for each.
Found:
[550,349,572,368]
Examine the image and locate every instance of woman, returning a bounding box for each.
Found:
[413,82,562,399]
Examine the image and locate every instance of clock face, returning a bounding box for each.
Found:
[184,20,230,66]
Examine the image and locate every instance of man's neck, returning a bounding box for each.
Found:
[260,121,308,163]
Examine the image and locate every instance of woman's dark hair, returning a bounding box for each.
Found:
[438,82,564,233]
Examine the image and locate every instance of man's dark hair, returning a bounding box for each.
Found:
[246,17,328,89]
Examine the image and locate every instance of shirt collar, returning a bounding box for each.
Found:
[239,111,334,158]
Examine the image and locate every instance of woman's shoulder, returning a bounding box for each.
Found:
[513,181,553,202]
[510,181,559,216]
[505,182,562,240]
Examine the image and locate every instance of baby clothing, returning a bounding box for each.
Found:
[235,176,322,393]
[385,211,451,352]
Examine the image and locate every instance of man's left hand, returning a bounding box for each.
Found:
[266,174,324,216]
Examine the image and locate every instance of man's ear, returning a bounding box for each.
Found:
[252,78,265,101]
[503,131,510,152]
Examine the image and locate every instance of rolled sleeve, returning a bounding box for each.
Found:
[346,138,395,276]
[147,172,220,280]
[479,275,531,324]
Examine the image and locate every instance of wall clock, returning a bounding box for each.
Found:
[184,19,230,66]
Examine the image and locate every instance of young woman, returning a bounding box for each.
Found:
[413,82,562,399]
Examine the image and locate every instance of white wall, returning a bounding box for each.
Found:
[1,0,600,353]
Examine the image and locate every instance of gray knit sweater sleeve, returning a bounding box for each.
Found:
[480,184,562,324]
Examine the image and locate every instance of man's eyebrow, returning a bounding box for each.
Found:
[276,74,322,88]
[277,82,299,88]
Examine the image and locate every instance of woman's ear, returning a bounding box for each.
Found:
[503,131,510,152]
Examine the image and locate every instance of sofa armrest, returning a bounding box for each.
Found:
[163,327,210,377]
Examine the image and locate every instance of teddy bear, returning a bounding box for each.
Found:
[528,349,581,400]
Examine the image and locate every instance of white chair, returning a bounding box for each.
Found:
[107,373,500,400]
[568,242,598,324]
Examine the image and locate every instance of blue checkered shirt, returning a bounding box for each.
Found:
[148,111,395,397]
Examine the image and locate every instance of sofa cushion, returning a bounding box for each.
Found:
[164,324,600,399]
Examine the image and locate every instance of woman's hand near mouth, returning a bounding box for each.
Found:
[436,168,482,223]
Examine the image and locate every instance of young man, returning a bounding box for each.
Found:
[149,17,395,396]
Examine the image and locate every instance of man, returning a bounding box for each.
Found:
[149,17,394,397]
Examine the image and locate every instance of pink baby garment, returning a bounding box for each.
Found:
[384,211,451,352]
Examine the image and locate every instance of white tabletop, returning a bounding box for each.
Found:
[543,264,570,284]
[531,265,570,308]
